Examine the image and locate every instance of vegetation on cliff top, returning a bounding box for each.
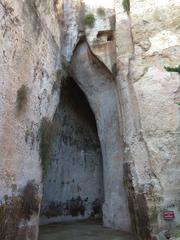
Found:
[122,0,130,13]
[84,13,96,28]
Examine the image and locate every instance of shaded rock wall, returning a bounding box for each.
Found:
[40,79,103,224]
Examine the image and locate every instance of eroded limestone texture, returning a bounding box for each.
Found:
[72,41,131,231]
[40,78,104,224]
[0,0,63,239]
[0,0,180,239]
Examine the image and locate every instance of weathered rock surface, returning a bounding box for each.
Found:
[130,0,180,235]
[0,0,63,238]
[114,0,180,238]
[40,78,104,224]
[0,0,179,239]
[72,41,131,231]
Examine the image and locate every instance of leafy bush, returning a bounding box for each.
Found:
[164,65,180,74]
[122,0,130,13]
[84,13,96,28]
[16,85,28,112]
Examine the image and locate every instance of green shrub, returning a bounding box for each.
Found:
[16,85,28,112]
[84,13,96,28]
[122,0,130,13]
[164,65,180,74]
[176,102,180,106]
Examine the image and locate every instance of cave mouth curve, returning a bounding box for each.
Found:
[71,41,131,232]
[40,41,131,233]
[40,76,104,225]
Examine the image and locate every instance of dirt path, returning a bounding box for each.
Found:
[39,220,134,240]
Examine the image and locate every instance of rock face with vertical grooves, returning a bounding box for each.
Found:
[71,41,131,231]
[0,0,63,239]
[40,78,104,224]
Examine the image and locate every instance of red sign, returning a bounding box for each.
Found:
[163,211,175,220]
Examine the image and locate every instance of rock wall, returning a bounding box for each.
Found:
[40,78,103,224]
[72,41,131,231]
[0,0,63,239]
[131,0,180,231]
[0,0,179,239]
[115,0,180,238]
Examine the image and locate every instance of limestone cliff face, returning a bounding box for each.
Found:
[0,0,179,239]
[0,0,63,238]
[131,0,180,234]
[115,0,180,238]
[0,0,62,190]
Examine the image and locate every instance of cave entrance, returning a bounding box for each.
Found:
[40,77,104,225]
[39,41,134,239]
[39,41,132,238]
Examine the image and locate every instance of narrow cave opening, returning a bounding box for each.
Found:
[40,77,104,225]
[39,42,134,239]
